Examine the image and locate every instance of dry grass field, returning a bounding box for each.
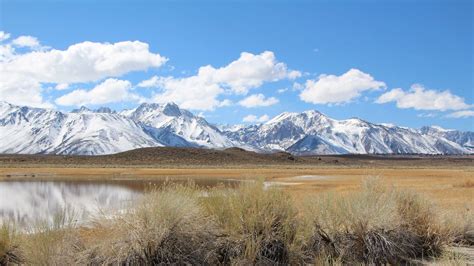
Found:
[1,149,473,263]
[1,178,473,264]
[1,163,472,210]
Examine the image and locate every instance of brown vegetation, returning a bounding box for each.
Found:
[1,179,472,265]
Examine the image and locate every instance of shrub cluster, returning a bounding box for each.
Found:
[0,178,470,265]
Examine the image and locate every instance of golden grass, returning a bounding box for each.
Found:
[19,208,81,265]
[454,179,474,188]
[77,184,219,265]
[0,223,22,265]
[202,180,302,264]
[3,178,471,265]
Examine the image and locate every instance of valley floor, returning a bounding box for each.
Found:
[1,161,472,210]
[1,154,473,264]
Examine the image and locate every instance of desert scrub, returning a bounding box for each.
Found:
[303,177,449,264]
[0,222,22,265]
[395,189,449,257]
[20,207,82,265]
[203,180,301,264]
[2,179,468,265]
[443,208,474,247]
[79,184,219,265]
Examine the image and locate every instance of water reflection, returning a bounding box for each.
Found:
[0,178,238,227]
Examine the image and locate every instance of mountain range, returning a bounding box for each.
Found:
[0,101,472,155]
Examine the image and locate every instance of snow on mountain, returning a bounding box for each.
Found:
[0,102,162,155]
[224,110,472,155]
[0,101,472,155]
[50,112,162,155]
[121,102,238,148]
[0,102,67,154]
[420,126,474,153]
[217,124,248,133]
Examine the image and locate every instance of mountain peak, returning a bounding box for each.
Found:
[0,101,14,109]
[71,106,92,113]
[95,107,116,114]
[302,110,324,116]
[428,125,453,132]
[161,102,182,116]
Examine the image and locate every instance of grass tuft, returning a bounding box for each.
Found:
[20,207,81,265]
[203,180,300,264]
[79,183,219,265]
[303,177,450,264]
[0,222,22,265]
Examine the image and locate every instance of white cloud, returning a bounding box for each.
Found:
[3,40,167,84]
[243,114,270,123]
[417,113,438,118]
[150,76,224,111]
[0,44,15,64]
[11,36,40,48]
[299,68,386,104]
[376,84,471,111]
[277,88,288,94]
[0,73,52,108]
[55,83,69,90]
[0,31,10,42]
[137,75,160,88]
[210,51,301,94]
[0,32,167,107]
[238,93,279,108]
[55,78,140,106]
[140,51,298,110]
[218,99,233,107]
[292,82,304,91]
[445,110,474,118]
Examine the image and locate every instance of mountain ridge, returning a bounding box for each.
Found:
[0,101,472,155]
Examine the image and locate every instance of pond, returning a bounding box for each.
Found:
[0,178,239,228]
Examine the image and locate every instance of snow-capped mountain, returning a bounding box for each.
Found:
[0,102,162,155]
[121,103,238,148]
[222,110,473,155]
[420,126,474,151]
[0,101,472,155]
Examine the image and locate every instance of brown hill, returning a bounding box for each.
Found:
[0,147,472,168]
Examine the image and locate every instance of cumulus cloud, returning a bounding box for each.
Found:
[242,114,270,123]
[238,93,279,108]
[148,76,224,111]
[210,51,301,94]
[445,110,474,118]
[139,51,298,110]
[3,40,167,83]
[0,32,167,107]
[55,78,140,106]
[299,68,386,104]
[0,31,10,42]
[376,84,471,111]
[55,83,69,90]
[218,99,233,107]
[277,88,288,93]
[417,113,438,118]
[11,36,40,48]
[0,73,52,108]
[137,75,160,88]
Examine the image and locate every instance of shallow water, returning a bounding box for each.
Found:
[0,178,238,227]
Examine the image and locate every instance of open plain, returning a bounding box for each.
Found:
[1,147,472,210]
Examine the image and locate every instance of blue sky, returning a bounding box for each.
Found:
[0,0,473,130]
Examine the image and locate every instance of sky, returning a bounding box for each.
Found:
[0,0,473,131]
